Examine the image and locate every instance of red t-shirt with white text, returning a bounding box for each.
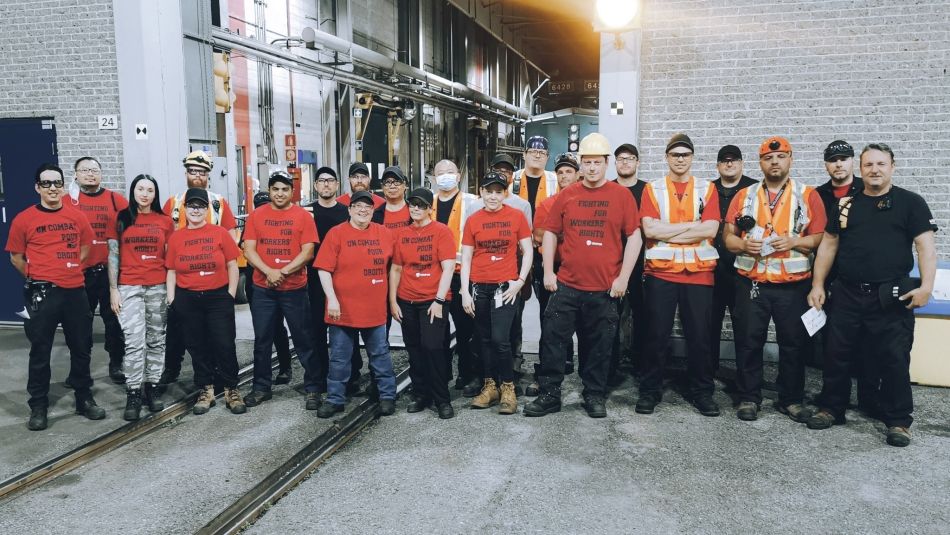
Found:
[313,222,393,328]
[6,204,94,288]
[393,221,456,301]
[462,205,530,284]
[76,189,128,268]
[106,211,174,286]
[542,181,639,291]
[243,204,319,291]
[165,224,241,290]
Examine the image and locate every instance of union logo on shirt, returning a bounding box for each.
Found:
[370,278,384,285]
[199,270,216,276]
[141,254,158,260]
[585,240,603,247]
[490,255,504,262]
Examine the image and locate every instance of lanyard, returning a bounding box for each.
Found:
[766,181,788,212]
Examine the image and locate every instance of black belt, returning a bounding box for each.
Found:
[471,282,509,292]
[85,264,107,274]
[838,278,882,294]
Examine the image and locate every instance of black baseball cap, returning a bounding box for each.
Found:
[253,192,271,208]
[554,153,579,171]
[490,154,516,170]
[407,188,434,207]
[824,140,855,162]
[614,143,640,158]
[184,188,209,206]
[666,133,694,153]
[717,145,743,162]
[348,162,369,176]
[268,170,293,187]
[316,166,338,179]
[381,165,407,183]
[349,190,375,207]
[481,171,508,189]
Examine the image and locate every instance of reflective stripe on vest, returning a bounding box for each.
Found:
[643,176,719,273]
[170,191,225,228]
[733,179,813,282]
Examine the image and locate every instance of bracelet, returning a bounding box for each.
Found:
[517,277,525,283]
[434,297,446,305]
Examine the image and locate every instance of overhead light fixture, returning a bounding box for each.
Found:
[595,0,638,30]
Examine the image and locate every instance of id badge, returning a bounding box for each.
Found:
[494,288,504,309]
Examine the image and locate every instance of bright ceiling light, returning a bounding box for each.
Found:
[595,0,638,30]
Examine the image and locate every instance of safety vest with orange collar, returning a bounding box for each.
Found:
[430,190,481,272]
[168,190,226,228]
[510,169,558,206]
[732,179,814,283]
[643,176,719,273]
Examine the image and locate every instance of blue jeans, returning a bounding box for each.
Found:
[250,286,317,393]
[327,325,395,405]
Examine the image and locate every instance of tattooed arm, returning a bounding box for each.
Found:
[108,238,121,314]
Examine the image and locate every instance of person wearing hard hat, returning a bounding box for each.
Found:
[635,133,722,418]
[524,133,641,419]
[159,150,239,386]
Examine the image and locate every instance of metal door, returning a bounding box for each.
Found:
[0,117,59,323]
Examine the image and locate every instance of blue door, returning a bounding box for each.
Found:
[0,117,59,323]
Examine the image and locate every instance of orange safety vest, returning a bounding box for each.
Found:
[732,179,813,283]
[169,190,226,229]
[430,191,480,273]
[643,176,719,273]
[511,169,558,204]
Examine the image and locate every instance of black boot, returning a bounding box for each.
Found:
[143,383,165,412]
[109,360,126,385]
[76,396,106,420]
[124,389,143,421]
[28,406,48,431]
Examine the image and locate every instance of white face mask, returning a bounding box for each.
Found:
[435,173,458,191]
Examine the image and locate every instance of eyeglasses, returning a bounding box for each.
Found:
[719,159,740,164]
[667,152,693,160]
[185,203,208,210]
[316,178,336,185]
[526,149,548,157]
[76,168,101,174]
[382,179,403,187]
[37,180,65,189]
[187,169,209,176]
[350,203,374,212]
[616,156,638,163]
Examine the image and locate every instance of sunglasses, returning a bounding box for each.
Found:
[185,203,208,210]
[667,152,693,160]
[38,180,65,189]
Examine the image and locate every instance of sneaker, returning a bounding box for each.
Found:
[76,397,106,420]
[224,388,247,414]
[806,409,845,430]
[28,406,48,431]
[407,397,430,413]
[525,381,540,397]
[776,403,813,423]
[317,402,344,419]
[379,399,396,416]
[193,385,216,415]
[274,369,292,385]
[470,379,500,409]
[437,403,455,419]
[582,395,607,418]
[736,401,759,421]
[462,378,483,398]
[635,392,660,414]
[886,426,911,447]
[692,395,721,417]
[523,392,561,417]
[243,390,272,407]
[498,382,517,415]
[305,392,321,411]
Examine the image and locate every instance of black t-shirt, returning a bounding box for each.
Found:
[712,175,758,272]
[626,180,647,207]
[436,193,457,225]
[310,201,349,253]
[621,180,649,276]
[828,186,938,283]
[525,175,542,213]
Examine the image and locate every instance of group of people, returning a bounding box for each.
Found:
[7,131,937,448]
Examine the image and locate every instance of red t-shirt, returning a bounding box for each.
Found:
[162,194,238,230]
[833,183,851,198]
[640,181,721,286]
[533,195,563,263]
[165,224,241,290]
[76,189,129,268]
[393,221,456,301]
[462,205,531,284]
[542,181,639,292]
[382,204,411,230]
[243,204,319,291]
[725,185,827,239]
[313,222,394,328]
[336,192,386,209]
[105,211,175,286]
[6,204,94,288]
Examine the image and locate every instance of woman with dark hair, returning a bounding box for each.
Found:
[107,174,174,421]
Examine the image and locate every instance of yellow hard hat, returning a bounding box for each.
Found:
[577,133,611,157]
[183,150,213,171]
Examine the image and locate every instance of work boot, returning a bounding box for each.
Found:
[109,363,126,385]
[470,378,500,409]
[462,377,483,398]
[498,382,517,415]
[193,385,215,415]
[776,403,813,423]
[407,396,430,413]
[28,407,48,431]
[317,403,344,419]
[158,368,179,385]
[224,387,247,414]
[524,391,561,417]
[274,368,292,385]
[379,399,396,416]
[736,402,759,421]
[525,381,540,397]
[243,390,272,407]
[691,395,721,417]
[806,410,845,430]
[437,403,455,419]
[583,394,607,418]
[305,392,321,411]
[635,392,660,415]
[143,383,165,412]
[76,397,106,420]
[886,426,911,447]
[123,389,143,421]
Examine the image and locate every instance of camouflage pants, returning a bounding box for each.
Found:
[118,284,167,389]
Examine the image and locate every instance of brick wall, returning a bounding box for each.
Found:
[0,0,124,190]
[638,0,950,259]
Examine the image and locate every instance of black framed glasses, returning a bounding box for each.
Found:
[187,168,209,176]
[382,179,403,187]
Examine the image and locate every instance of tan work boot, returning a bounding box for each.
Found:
[193,385,215,415]
[470,378,499,409]
[498,382,517,415]
[224,387,247,414]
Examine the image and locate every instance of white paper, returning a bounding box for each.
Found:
[801,307,827,337]
[933,269,950,301]
[748,226,765,240]
[759,236,776,257]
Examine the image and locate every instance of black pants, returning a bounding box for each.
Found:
[534,262,577,371]
[163,304,188,376]
[399,299,450,405]
[307,270,363,391]
[733,278,810,407]
[174,286,239,388]
[472,283,519,383]
[84,267,124,366]
[710,268,741,371]
[640,276,714,398]
[818,280,914,428]
[244,266,291,371]
[448,274,479,381]
[538,283,619,397]
[23,284,94,409]
[613,265,647,375]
